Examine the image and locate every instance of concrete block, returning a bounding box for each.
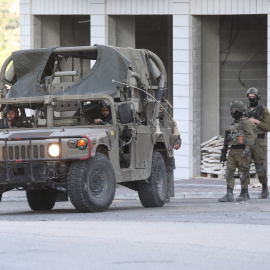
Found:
[173,73,189,85]
[91,37,106,45]
[91,15,105,25]
[173,49,189,61]
[173,15,189,26]
[20,35,31,47]
[176,143,189,155]
[19,15,25,25]
[180,132,190,145]
[173,85,190,97]
[20,25,31,36]
[25,14,31,25]
[177,120,190,133]
[250,69,267,80]
[173,38,189,50]
[173,26,189,38]
[174,97,190,109]
[20,3,30,15]
[173,108,190,120]
[91,26,105,37]
[173,61,189,74]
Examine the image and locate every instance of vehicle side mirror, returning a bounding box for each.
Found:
[118,104,133,124]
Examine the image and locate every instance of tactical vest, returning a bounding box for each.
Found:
[247,106,264,135]
[228,117,248,146]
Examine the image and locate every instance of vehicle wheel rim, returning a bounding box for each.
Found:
[89,169,107,198]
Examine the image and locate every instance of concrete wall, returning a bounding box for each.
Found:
[190,0,269,15]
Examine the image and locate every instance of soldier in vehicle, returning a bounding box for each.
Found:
[94,101,113,125]
[1,105,32,128]
[245,88,270,199]
[159,106,181,150]
[218,100,255,202]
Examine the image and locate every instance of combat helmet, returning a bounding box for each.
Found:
[229,100,246,113]
[2,105,19,117]
[246,87,261,99]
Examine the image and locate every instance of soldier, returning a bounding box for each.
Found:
[1,105,32,128]
[218,100,255,202]
[159,106,181,150]
[94,101,113,125]
[245,88,270,199]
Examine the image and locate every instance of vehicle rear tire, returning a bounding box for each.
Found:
[137,152,167,207]
[26,189,56,211]
[67,153,116,213]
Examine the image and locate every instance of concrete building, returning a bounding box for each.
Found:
[19,0,270,179]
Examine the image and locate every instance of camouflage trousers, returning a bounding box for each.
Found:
[226,149,251,190]
[247,138,268,184]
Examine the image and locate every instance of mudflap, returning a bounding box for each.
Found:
[165,157,175,198]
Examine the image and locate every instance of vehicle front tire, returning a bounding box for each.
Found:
[67,153,116,213]
[137,152,167,208]
[26,189,56,211]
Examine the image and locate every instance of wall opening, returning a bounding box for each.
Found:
[197,14,267,177]
[109,15,173,108]
[219,15,267,136]
[34,15,91,82]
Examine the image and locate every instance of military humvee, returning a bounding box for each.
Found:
[0,45,181,212]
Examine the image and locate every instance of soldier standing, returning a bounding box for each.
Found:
[245,88,270,199]
[219,100,255,202]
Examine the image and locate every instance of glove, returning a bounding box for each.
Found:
[242,149,249,158]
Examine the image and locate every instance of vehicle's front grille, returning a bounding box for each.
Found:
[2,145,45,161]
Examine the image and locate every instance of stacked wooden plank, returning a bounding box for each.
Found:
[201,136,256,179]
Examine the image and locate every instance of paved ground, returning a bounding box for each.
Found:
[1,177,263,201]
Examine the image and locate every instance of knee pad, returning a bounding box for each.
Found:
[255,164,265,178]
[239,171,247,184]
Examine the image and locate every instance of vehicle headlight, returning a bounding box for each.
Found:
[48,144,60,157]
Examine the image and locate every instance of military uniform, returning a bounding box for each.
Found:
[219,100,255,202]
[245,88,270,199]
[246,106,270,185]
[226,116,255,190]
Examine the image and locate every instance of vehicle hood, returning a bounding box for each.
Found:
[0,127,110,140]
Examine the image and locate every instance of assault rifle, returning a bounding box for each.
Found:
[244,104,263,120]
[220,130,229,167]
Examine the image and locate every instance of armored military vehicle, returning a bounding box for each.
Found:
[0,45,181,212]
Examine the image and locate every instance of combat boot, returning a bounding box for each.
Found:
[236,188,248,202]
[259,183,269,199]
[218,187,234,202]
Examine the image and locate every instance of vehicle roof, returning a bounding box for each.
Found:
[6,44,151,99]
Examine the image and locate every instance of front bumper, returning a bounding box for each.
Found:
[0,135,91,186]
